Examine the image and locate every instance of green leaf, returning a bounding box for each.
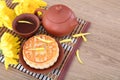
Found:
[0,42,2,54]
[0,49,2,54]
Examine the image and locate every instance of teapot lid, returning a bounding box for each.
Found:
[46,4,72,23]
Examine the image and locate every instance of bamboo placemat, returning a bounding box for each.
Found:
[0,0,90,80]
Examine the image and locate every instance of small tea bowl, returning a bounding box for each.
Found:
[12,13,40,38]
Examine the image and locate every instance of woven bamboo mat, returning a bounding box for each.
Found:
[0,0,90,80]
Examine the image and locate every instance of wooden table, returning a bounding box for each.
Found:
[0,0,120,80]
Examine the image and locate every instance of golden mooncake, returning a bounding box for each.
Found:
[22,34,59,69]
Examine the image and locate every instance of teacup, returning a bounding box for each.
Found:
[12,13,40,38]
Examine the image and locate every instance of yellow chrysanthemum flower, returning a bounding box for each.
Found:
[0,32,20,70]
[0,1,16,30]
[13,0,47,15]
[4,57,18,69]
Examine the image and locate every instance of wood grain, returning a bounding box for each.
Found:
[0,0,120,80]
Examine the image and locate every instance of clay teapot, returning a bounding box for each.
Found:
[35,4,78,37]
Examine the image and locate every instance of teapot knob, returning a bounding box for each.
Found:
[56,5,62,11]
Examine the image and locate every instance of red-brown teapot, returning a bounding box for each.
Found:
[35,4,78,37]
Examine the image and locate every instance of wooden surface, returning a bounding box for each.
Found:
[0,0,120,80]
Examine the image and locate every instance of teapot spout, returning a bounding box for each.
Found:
[71,18,79,27]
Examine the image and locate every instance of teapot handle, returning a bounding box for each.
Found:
[34,8,46,21]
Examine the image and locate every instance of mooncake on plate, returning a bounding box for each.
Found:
[22,34,59,69]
